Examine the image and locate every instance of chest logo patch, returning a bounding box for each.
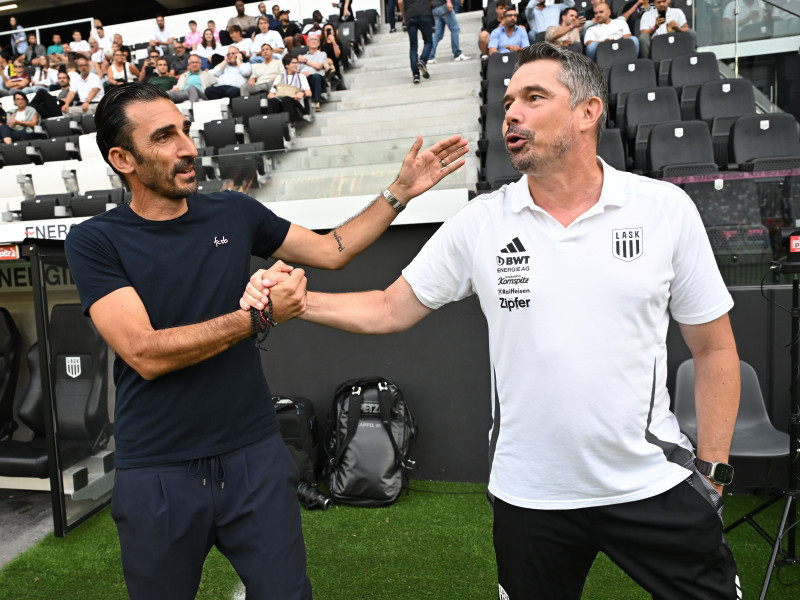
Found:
[612,228,643,262]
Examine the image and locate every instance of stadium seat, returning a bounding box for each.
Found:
[230,93,268,121]
[480,137,518,191]
[696,79,756,167]
[483,51,518,83]
[32,136,80,163]
[0,308,21,442]
[480,102,505,141]
[20,194,71,220]
[217,142,267,188]
[80,113,96,134]
[248,114,291,152]
[647,121,717,178]
[598,128,627,172]
[607,59,657,128]
[648,31,694,85]
[669,52,720,120]
[69,192,116,218]
[594,38,638,72]
[0,141,41,167]
[40,116,81,139]
[201,118,244,152]
[623,87,681,171]
[0,305,112,480]
[729,113,800,171]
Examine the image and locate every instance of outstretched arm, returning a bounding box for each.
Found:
[272,134,468,270]
[90,261,306,380]
[242,274,431,334]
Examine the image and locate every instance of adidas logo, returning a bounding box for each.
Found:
[499,237,526,254]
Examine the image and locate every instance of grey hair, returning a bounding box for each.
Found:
[514,42,608,144]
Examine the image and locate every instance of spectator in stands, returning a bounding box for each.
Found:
[23,33,45,65]
[583,2,639,60]
[303,11,327,35]
[148,57,178,92]
[2,55,30,91]
[638,0,692,57]
[228,0,259,37]
[1,92,38,144]
[252,16,286,62]
[61,56,104,117]
[321,23,345,85]
[228,25,253,60]
[277,11,304,51]
[150,15,175,56]
[526,0,574,42]
[23,55,59,93]
[206,47,252,99]
[56,70,70,100]
[270,4,282,29]
[89,37,108,77]
[337,0,355,23]
[185,20,203,50]
[138,49,162,83]
[479,0,507,58]
[400,0,435,84]
[47,33,64,56]
[169,42,189,77]
[194,29,224,70]
[722,0,772,43]
[488,7,530,54]
[241,43,283,95]
[8,17,26,57]
[208,20,222,43]
[113,33,132,61]
[257,2,269,19]
[95,26,111,54]
[61,44,79,74]
[298,33,328,111]
[169,54,216,103]
[107,49,140,86]
[70,30,91,59]
[267,53,310,121]
[546,7,585,46]
[429,0,471,64]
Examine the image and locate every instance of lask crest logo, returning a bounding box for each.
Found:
[612,228,643,262]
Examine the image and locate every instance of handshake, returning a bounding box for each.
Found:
[239,260,307,323]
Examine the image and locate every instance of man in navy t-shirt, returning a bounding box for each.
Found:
[65,83,467,600]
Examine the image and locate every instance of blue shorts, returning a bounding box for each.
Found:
[111,431,312,600]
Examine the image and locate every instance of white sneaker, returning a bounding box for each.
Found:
[428,58,438,64]
[454,54,472,61]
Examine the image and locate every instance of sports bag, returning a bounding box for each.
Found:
[324,377,417,507]
[273,395,331,510]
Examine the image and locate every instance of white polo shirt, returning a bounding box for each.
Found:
[70,71,104,103]
[403,160,733,510]
[640,7,688,36]
[583,17,632,44]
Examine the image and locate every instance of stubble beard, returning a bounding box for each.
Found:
[507,127,574,174]
[135,152,198,200]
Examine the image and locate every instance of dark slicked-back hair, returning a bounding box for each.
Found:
[95,83,171,181]
[515,43,608,144]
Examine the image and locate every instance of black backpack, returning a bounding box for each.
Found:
[324,377,417,507]
[273,395,331,510]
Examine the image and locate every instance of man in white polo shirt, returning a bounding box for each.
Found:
[638,0,692,58]
[243,44,741,599]
[61,55,104,117]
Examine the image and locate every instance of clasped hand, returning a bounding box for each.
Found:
[240,260,307,323]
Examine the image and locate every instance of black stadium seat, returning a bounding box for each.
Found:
[623,87,681,171]
[607,59,657,128]
[669,52,720,120]
[729,113,800,171]
[696,79,757,166]
[595,38,638,72]
[218,142,266,187]
[0,308,21,442]
[248,115,289,151]
[0,304,112,480]
[202,118,242,152]
[598,128,627,172]
[649,31,694,85]
[647,121,718,178]
[230,93,267,121]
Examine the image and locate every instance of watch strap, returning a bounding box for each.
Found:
[382,188,405,212]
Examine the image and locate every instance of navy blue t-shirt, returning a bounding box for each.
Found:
[65,191,291,468]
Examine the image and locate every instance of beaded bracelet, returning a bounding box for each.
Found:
[250,297,277,351]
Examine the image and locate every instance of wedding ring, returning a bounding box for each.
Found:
[440,158,446,168]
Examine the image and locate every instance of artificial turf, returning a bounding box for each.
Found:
[0,481,798,599]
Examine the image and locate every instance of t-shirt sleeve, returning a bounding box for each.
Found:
[237,192,291,258]
[668,190,733,325]
[402,204,483,310]
[65,220,133,316]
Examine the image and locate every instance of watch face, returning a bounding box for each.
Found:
[712,462,734,485]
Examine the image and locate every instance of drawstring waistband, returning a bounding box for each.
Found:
[187,454,226,489]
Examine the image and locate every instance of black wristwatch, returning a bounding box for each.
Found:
[694,458,734,486]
